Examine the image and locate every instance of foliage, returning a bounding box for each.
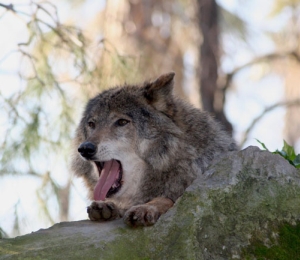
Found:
[0,227,8,239]
[257,140,300,168]
[0,0,138,236]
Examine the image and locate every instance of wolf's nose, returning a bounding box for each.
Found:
[78,142,97,159]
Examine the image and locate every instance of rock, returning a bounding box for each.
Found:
[1,146,300,260]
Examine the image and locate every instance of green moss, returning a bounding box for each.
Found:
[242,222,300,260]
[99,191,202,260]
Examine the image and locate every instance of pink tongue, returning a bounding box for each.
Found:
[93,160,120,201]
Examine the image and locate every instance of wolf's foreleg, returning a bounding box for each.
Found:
[87,201,121,221]
[123,197,174,227]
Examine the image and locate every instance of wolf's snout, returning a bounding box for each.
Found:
[78,142,97,159]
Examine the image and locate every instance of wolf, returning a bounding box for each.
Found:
[71,72,236,227]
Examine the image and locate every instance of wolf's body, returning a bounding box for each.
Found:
[71,72,236,226]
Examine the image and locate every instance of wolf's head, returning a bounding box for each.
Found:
[72,72,185,202]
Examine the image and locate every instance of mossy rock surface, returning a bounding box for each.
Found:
[1,146,300,260]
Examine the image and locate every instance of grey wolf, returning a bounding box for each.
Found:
[71,72,236,227]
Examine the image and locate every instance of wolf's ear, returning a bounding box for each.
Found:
[143,72,175,114]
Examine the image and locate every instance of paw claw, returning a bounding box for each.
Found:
[146,213,153,223]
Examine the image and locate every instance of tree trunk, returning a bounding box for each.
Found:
[198,0,233,135]
[284,62,300,148]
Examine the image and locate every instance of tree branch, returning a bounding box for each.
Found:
[221,50,300,93]
[240,99,300,147]
[0,3,15,12]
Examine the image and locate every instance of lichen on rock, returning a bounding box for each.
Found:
[1,146,300,260]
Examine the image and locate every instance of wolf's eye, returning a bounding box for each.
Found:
[116,119,129,127]
[88,121,95,129]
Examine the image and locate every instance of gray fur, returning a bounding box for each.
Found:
[71,72,236,225]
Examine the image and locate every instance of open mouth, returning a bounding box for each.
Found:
[93,159,123,201]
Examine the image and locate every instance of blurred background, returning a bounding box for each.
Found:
[0,0,299,238]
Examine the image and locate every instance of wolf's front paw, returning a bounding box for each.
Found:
[123,204,160,227]
[87,201,120,221]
